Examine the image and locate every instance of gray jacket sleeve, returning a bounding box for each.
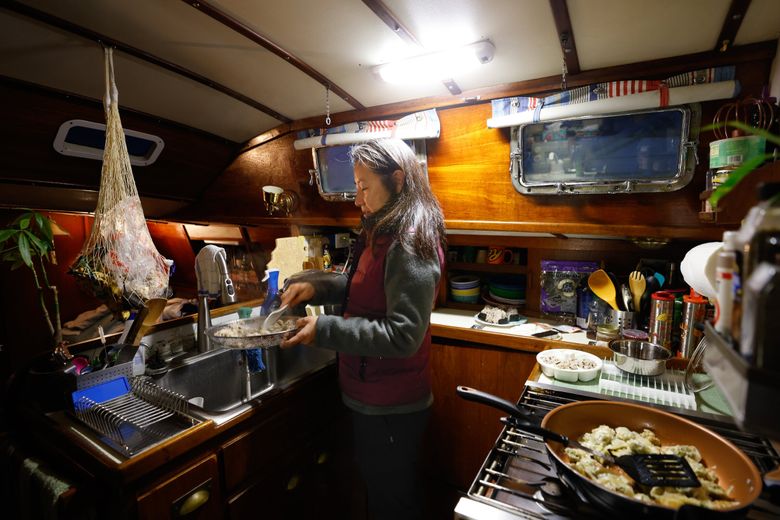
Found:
[314,242,441,358]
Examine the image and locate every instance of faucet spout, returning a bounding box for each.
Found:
[195,245,238,353]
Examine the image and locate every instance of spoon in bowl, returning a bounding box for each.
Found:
[261,304,288,332]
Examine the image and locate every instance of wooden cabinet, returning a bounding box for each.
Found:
[137,454,223,520]
[426,339,538,490]
[219,369,357,520]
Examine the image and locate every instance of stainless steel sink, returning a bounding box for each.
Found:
[146,344,336,424]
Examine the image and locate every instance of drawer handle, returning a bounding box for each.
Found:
[173,482,212,517]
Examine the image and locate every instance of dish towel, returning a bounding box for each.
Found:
[246,349,266,372]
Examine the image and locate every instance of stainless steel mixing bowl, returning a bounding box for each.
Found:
[608,339,671,376]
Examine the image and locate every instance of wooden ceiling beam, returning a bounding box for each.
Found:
[361,0,421,46]
[182,0,365,110]
[361,0,465,96]
[1,0,291,123]
[549,0,581,75]
[716,0,752,52]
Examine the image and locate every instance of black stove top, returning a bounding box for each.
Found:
[464,384,780,520]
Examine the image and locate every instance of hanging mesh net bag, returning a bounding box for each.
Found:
[69,48,170,310]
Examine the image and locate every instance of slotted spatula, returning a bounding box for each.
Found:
[456,386,701,488]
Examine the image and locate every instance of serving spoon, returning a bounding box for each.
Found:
[588,269,619,310]
[261,304,288,331]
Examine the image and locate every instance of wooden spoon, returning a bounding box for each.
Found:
[131,298,168,346]
[628,271,646,314]
[588,269,619,310]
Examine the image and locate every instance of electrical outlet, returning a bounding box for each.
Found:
[333,232,350,249]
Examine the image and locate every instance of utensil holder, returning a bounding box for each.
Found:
[606,309,636,332]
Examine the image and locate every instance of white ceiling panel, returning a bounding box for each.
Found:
[0,10,278,142]
[1,0,779,142]
[568,0,731,70]
[735,0,780,45]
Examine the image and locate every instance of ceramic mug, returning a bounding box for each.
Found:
[487,247,513,265]
[475,249,488,263]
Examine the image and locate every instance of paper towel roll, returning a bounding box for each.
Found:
[681,242,722,299]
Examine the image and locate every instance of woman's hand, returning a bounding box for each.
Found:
[279,281,315,307]
[280,315,318,348]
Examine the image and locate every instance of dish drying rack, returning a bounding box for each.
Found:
[73,377,200,457]
[536,357,698,411]
[598,360,697,410]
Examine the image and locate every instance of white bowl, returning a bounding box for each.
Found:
[536,349,603,383]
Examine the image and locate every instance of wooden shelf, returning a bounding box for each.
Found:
[698,161,780,225]
[448,262,526,275]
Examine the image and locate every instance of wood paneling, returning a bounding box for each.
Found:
[190,49,774,238]
[427,340,538,491]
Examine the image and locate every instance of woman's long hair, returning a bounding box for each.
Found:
[350,139,446,260]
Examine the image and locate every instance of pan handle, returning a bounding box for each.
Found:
[456,386,569,445]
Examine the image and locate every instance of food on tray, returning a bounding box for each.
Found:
[477,305,521,324]
[564,425,737,510]
[538,352,598,370]
[214,318,296,337]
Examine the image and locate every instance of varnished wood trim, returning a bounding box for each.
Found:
[549,0,581,75]
[1,0,290,123]
[362,0,421,46]
[182,0,364,110]
[716,0,752,52]
[444,220,727,240]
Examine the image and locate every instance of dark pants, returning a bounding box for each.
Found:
[351,408,430,520]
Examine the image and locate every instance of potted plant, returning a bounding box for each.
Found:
[0,210,68,366]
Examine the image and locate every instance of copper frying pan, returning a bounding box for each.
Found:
[456,386,763,518]
[542,400,762,517]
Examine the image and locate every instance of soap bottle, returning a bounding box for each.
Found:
[715,231,738,340]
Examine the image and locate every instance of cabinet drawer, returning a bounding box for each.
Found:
[137,454,223,520]
[221,408,293,492]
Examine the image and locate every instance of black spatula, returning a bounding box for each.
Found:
[456,386,701,488]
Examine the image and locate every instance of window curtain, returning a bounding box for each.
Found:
[488,66,738,129]
[293,108,440,150]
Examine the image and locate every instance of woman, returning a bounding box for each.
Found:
[280,138,446,519]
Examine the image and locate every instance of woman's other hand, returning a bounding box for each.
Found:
[280,315,318,348]
[279,281,315,307]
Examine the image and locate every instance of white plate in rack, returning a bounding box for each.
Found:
[474,315,527,328]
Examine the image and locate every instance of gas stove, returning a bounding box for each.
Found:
[454,384,780,520]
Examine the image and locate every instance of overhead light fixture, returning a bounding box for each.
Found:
[373,40,495,84]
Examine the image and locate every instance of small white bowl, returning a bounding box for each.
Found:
[536,349,603,383]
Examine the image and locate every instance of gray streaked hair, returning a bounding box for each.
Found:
[350,139,446,260]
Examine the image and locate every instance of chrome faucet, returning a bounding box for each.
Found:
[195,245,237,352]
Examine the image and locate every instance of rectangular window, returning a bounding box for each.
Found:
[511,107,697,195]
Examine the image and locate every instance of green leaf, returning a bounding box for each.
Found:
[0,229,17,245]
[23,230,49,256]
[18,215,30,230]
[708,153,773,209]
[17,232,32,267]
[2,250,20,264]
[33,212,54,243]
[10,259,24,271]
